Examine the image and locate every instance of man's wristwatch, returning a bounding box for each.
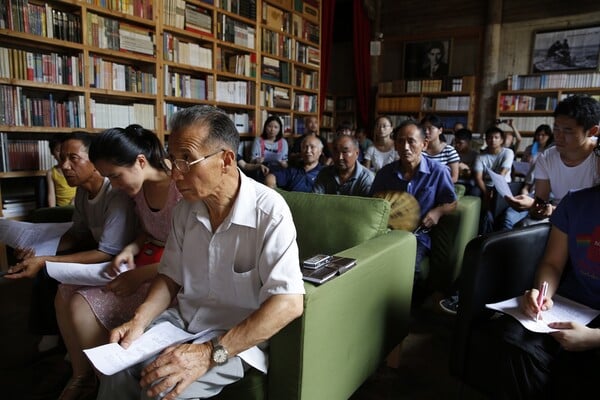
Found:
[211,339,229,366]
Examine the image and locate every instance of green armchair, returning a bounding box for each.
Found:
[218,191,417,400]
[24,197,416,400]
[419,194,481,293]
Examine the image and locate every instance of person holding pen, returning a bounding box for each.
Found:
[490,179,600,398]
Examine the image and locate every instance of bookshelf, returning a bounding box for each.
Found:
[0,0,323,217]
[375,76,476,131]
[333,94,356,130]
[497,71,600,155]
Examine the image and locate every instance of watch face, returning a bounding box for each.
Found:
[213,345,228,364]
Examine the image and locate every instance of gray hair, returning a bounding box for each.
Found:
[168,105,240,152]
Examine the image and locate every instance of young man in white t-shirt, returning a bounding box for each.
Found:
[503,95,600,228]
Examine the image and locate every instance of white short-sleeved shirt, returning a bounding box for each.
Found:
[159,172,305,372]
[474,147,514,185]
[534,146,600,204]
[364,146,398,172]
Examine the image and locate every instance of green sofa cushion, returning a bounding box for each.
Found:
[277,191,391,260]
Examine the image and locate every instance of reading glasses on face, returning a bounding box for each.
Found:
[163,149,224,174]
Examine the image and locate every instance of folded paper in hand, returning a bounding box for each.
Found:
[83,321,214,375]
[46,261,129,285]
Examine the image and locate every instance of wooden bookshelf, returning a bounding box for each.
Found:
[0,0,323,215]
[375,76,476,130]
[497,71,600,155]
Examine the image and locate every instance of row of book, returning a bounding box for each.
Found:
[85,0,154,20]
[164,69,209,100]
[498,95,558,112]
[0,85,86,128]
[163,33,213,70]
[295,43,319,67]
[87,13,155,56]
[295,69,319,90]
[421,96,471,111]
[215,80,256,105]
[260,84,291,109]
[217,49,256,77]
[0,47,83,87]
[164,103,253,134]
[217,15,256,49]
[1,1,81,43]
[0,133,55,173]
[162,0,212,36]
[261,29,294,59]
[507,72,600,91]
[378,76,476,94]
[261,57,291,84]
[216,0,257,20]
[90,100,155,130]
[294,94,317,112]
[88,56,157,94]
[376,96,421,113]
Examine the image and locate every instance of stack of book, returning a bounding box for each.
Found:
[301,255,357,285]
[185,3,212,36]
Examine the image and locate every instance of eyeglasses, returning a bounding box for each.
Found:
[163,149,224,174]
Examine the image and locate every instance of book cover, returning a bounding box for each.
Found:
[326,256,357,275]
[301,266,337,285]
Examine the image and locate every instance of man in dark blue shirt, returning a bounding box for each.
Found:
[371,119,457,277]
[265,135,323,192]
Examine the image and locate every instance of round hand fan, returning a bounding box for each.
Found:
[373,190,421,231]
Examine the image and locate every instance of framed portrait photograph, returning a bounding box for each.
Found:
[531,25,600,73]
[403,39,451,79]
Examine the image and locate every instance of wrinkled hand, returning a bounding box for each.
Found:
[5,256,46,279]
[104,269,144,297]
[549,321,600,352]
[505,194,534,211]
[14,247,35,261]
[141,342,212,400]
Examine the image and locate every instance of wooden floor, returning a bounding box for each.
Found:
[0,277,488,400]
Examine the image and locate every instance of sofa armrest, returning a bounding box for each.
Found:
[268,230,416,400]
[425,195,481,292]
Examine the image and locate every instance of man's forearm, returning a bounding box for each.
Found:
[218,294,303,358]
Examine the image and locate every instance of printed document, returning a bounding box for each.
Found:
[46,261,128,285]
[83,321,215,375]
[486,295,600,333]
[0,219,72,256]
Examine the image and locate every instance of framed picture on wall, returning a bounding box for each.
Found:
[531,25,600,73]
[403,39,451,79]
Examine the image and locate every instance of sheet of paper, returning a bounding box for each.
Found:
[486,295,600,333]
[46,261,128,285]
[0,219,72,256]
[83,321,215,375]
[487,169,513,198]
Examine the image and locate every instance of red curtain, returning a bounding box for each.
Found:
[319,0,336,117]
[352,0,371,129]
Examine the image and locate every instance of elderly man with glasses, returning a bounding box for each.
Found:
[97,105,305,400]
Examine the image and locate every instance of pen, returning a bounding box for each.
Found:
[536,281,548,321]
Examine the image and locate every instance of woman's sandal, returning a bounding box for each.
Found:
[57,375,98,400]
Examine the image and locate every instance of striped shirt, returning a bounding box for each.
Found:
[424,144,460,166]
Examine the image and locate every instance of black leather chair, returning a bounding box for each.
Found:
[449,222,551,396]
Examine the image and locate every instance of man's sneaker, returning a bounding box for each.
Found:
[439,295,459,315]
